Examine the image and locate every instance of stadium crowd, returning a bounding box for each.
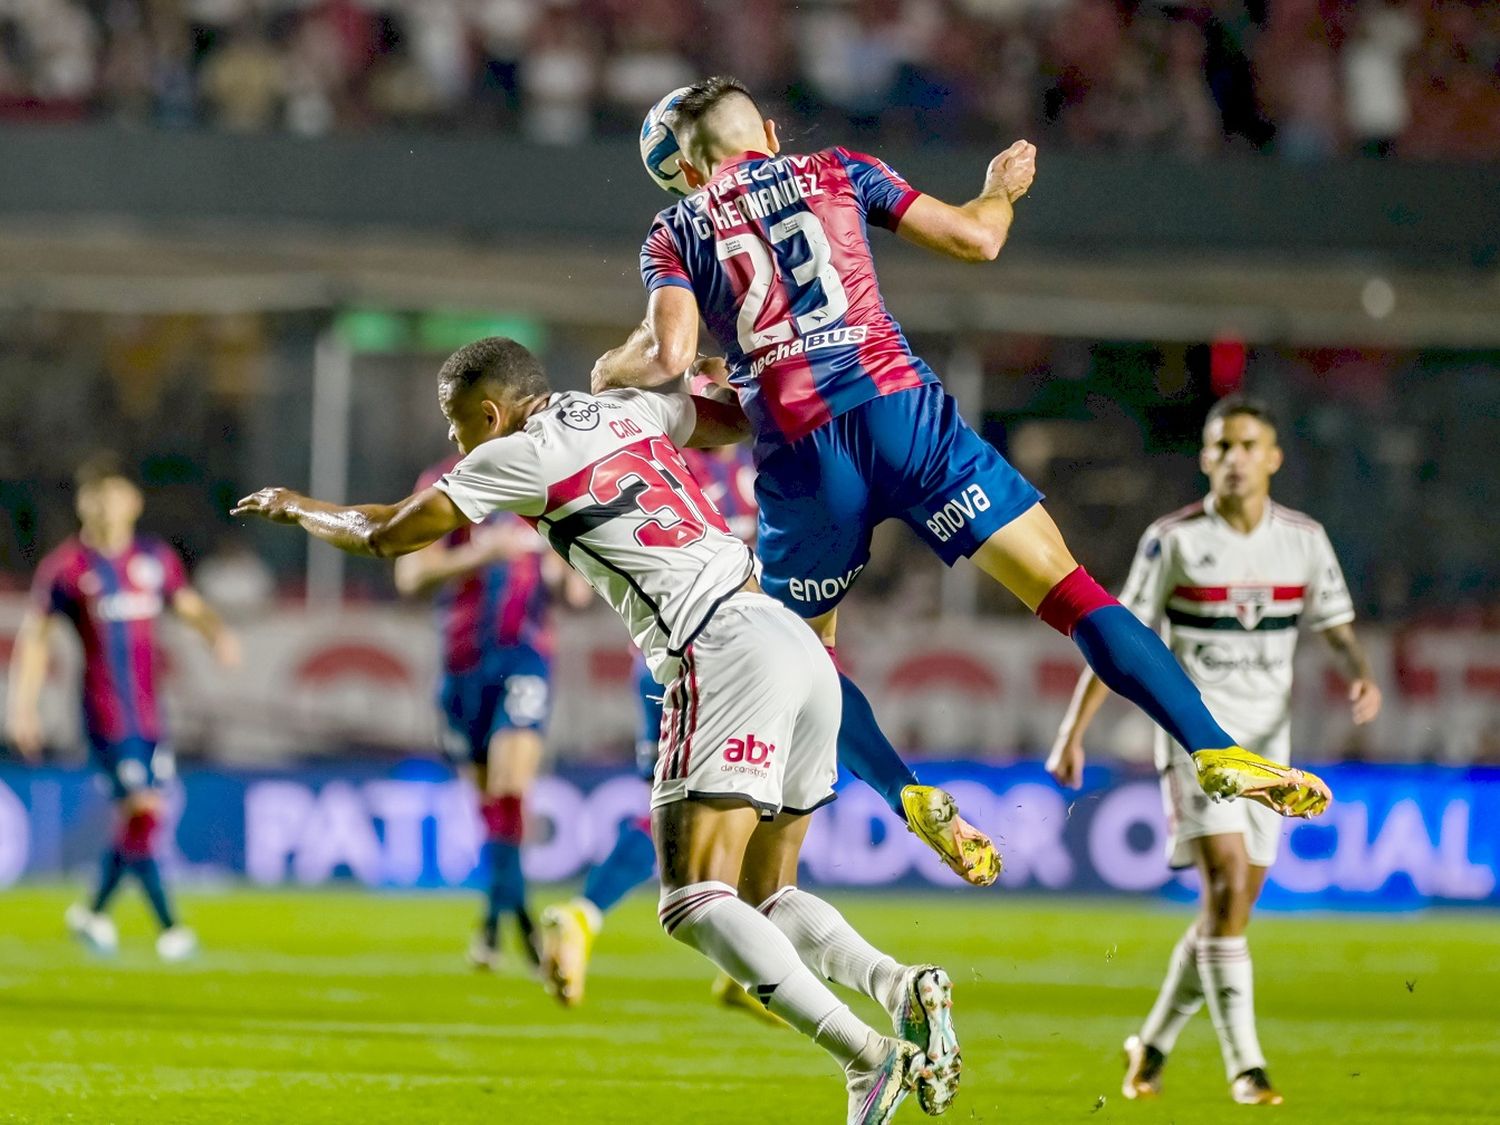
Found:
[0,0,1496,160]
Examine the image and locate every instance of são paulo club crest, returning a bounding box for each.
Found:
[1228,586,1272,629]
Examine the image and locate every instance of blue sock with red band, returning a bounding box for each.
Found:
[825,649,918,820]
[1037,567,1235,754]
[583,816,657,915]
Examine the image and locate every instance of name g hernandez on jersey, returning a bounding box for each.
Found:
[684,156,828,239]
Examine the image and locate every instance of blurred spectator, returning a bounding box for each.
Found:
[0,0,1496,159]
[597,0,700,134]
[1343,0,1419,156]
[194,535,275,618]
[199,18,283,131]
[519,6,598,145]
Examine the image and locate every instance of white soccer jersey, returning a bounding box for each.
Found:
[435,389,756,682]
[1119,496,1355,767]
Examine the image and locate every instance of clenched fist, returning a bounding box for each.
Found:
[985,140,1037,203]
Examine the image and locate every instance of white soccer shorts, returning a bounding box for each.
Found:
[1160,729,1289,869]
[651,591,839,818]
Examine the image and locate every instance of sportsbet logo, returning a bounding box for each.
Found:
[925,484,991,544]
[722,733,775,770]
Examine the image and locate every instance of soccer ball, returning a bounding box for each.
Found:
[640,87,693,197]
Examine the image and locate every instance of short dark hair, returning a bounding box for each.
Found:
[1205,393,1278,435]
[437,336,549,402]
[665,75,758,133]
[74,452,133,492]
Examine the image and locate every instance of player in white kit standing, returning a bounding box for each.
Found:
[233,337,961,1124]
[1047,395,1382,1107]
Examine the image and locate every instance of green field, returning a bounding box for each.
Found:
[0,887,1493,1123]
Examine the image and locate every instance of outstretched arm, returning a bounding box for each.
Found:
[592,286,701,392]
[895,140,1036,263]
[233,486,469,559]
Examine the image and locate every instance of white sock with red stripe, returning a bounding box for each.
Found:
[1197,935,1266,1078]
[1138,921,1205,1054]
[758,886,907,1016]
[659,881,885,1069]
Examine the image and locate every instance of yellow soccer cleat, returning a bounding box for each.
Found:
[710,971,791,1029]
[900,785,1001,887]
[1121,1035,1165,1100]
[539,899,599,1008]
[1193,747,1332,819]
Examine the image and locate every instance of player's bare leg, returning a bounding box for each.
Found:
[809,607,1000,886]
[471,729,543,971]
[971,504,1330,817]
[743,813,962,1117]
[656,798,927,1125]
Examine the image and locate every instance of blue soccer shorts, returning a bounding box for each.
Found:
[756,384,1042,618]
[632,650,664,780]
[88,734,171,801]
[439,644,551,765]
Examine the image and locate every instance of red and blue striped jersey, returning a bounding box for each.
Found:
[681,446,757,545]
[639,146,939,459]
[417,458,552,675]
[31,535,187,744]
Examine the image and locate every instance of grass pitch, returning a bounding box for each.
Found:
[0,886,1493,1123]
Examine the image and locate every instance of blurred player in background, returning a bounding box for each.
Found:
[1048,396,1382,1106]
[595,78,1332,876]
[235,338,962,1123]
[395,454,588,970]
[5,455,239,960]
[540,384,768,1013]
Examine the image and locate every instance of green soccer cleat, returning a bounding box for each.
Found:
[892,966,960,1115]
[847,1039,928,1125]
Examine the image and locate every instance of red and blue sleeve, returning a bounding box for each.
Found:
[639,217,693,293]
[834,148,921,231]
[158,543,188,599]
[29,552,70,616]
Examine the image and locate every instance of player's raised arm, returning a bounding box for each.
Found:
[592,285,701,393]
[4,611,55,760]
[232,485,469,559]
[894,140,1036,263]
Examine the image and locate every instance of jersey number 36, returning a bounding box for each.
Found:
[588,438,731,549]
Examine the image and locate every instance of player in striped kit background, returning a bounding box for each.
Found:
[6,455,239,960]
[1049,395,1383,1106]
[397,454,587,969]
